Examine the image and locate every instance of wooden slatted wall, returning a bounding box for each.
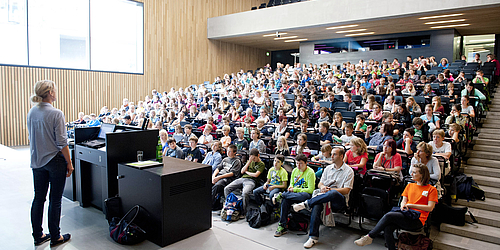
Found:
[0,0,270,146]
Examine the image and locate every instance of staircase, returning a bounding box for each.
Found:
[433,86,500,250]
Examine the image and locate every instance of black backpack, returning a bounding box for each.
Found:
[246,203,272,228]
[287,212,309,232]
[455,174,485,201]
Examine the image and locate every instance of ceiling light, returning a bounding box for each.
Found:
[345,32,375,37]
[430,23,470,29]
[419,13,463,20]
[274,36,298,40]
[263,33,287,37]
[424,19,466,25]
[326,24,358,30]
[336,29,367,34]
[284,38,308,42]
[468,39,495,43]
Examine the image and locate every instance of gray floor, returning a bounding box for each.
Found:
[0,145,387,250]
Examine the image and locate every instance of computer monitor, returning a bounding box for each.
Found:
[98,123,116,139]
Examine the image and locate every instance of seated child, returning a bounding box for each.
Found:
[253,154,288,205]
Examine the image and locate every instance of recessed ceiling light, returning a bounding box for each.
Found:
[419,13,463,20]
[263,33,287,37]
[468,39,495,43]
[274,36,298,40]
[430,23,470,29]
[326,24,359,30]
[345,32,375,37]
[424,19,466,25]
[336,29,367,33]
[284,38,308,42]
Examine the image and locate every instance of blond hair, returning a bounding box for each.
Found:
[31,80,56,104]
[350,137,367,155]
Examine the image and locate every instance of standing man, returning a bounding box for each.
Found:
[292,147,354,248]
[28,80,72,246]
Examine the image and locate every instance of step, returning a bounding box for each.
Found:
[454,198,500,213]
[467,151,500,161]
[465,165,500,178]
[468,207,500,227]
[467,158,500,169]
[433,231,500,250]
[472,175,500,188]
[482,186,500,199]
[472,138,500,146]
[489,107,500,112]
[478,133,500,140]
[472,145,498,153]
[440,223,500,245]
[482,119,500,125]
[481,123,498,128]
[477,128,500,135]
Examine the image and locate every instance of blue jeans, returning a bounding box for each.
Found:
[31,154,67,240]
[278,191,312,225]
[252,185,282,205]
[307,190,346,238]
[368,211,423,250]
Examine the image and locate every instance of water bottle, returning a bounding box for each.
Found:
[156,137,163,163]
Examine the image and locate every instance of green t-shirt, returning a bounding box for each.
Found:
[268,167,289,186]
[354,122,367,132]
[414,128,423,138]
[289,167,315,194]
[242,161,266,182]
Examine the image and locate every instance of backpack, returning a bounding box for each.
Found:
[397,232,433,250]
[455,174,485,201]
[246,202,274,228]
[287,212,309,232]
[221,193,243,221]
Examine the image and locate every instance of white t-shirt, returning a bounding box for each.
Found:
[340,134,356,145]
[462,105,474,115]
[429,141,451,154]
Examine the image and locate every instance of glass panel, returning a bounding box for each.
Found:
[397,36,430,49]
[350,39,397,52]
[90,0,144,73]
[463,34,495,63]
[28,0,90,69]
[313,42,349,54]
[0,0,27,65]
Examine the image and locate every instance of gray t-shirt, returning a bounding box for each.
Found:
[27,102,68,169]
[217,157,242,182]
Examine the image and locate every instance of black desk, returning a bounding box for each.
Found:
[117,157,212,247]
[74,127,158,210]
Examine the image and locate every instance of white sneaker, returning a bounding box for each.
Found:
[354,235,373,246]
[292,201,307,212]
[303,237,318,248]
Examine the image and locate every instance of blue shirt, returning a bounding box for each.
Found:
[27,102,68,169]
[361,81,372,90]
[87,119,101,127]
[319,132,333,143]
[202,151,222,168]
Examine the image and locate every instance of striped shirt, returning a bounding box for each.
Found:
[27,102,68,168]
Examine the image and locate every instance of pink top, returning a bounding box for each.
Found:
[346,150,369,175]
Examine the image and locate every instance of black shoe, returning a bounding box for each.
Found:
[50,233,71,246]
[34,233,51,246]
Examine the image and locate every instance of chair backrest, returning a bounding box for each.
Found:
[285,94,295,100]
[333,102,349,111]
[464,62,480,70]
[352,95,363,106]
[392,75,400,81]
[394,96,403,104]
[334,95,344,101]
[374,95,382,103]
[318,101,330,108]
[426,69,438,76]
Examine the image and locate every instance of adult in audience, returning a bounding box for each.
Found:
[365,122,394,151]
[355,164,437,250]
[292,147,354,248]
[373,139,403,181]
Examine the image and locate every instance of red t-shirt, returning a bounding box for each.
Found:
[345,150,368,175]
[374,152,402,169]
[402,183,438,226]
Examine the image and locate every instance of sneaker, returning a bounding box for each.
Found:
[303,237,318,248]
[34,233,50,246]
[274,225,288,237]
[50,233,71,247]
[272,192,282,205]
[292,201,307,212]
[354,235,373,247]
[239,214,246,220]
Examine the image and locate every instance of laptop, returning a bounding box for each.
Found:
[81,123,115,148]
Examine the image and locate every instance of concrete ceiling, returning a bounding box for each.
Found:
[215,5,500,51]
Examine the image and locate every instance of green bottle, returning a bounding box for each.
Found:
[156,137,163,163]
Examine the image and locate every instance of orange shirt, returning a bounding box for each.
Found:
[402,183,438,226]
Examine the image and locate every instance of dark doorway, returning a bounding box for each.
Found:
[271,49,299,68]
